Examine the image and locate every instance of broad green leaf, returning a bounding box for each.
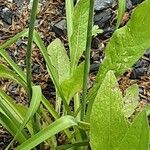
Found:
[123,84,139,118]
[70,0,90,71]
[118,110,149,150]
[60,62,84,101]
[0,112,27,143]
[116,0,126,29]
[47,38,70,83]
[0,64,26,89]
[47,38,70,113]
[97,0,150,82]
[90,71,128,150]
[16,116,77,150]
[33,30,72,115]
[87,0,150,118]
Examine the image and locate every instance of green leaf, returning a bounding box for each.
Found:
[118,110,149,150]
[0,30,60,120]
[33,30,72,115]
[70,0,90,71]
[123,84,139,118]
[116,0,126,29]
[92,25,103,37]
[0,64,26,89]
[0,112,27,143]
[97,0,150,82]
[87,0,150,117]
[90,71,128,150]
[0,29,28,50]
[0,90,33,134]
[47,38,70,83]
[16,116,77,150]
[6,86,42,149]
[60,62,84,101]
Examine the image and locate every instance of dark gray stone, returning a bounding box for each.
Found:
[0,8,13,25]
[94,0,113,11]
[53,19,67,36]
[94,9,112,28]
[131,0,143,5]
[126,0,132,10]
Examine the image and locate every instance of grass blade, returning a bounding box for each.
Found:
[0,29,28,50]
[16,116,77,150]
[6,86,42,149]
[0,112,27,143]
[0,90,33,134]
[0,64,26,89]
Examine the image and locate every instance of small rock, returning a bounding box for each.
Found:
[102,26,115,39]
[0,8,13,25]
[53,19,67,36]
[130,67,148,79]
[90,63,100,73]
[126,0,133,10]
[32,63,41,74]
[94,9,112,28]
[145,49,150,58]
[94,0,113,11]
[131,0,143,5]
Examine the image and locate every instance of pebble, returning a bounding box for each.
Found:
[94,0,113,11]
[0,8,13,25]
[94,9,112,28]
[126,0,133,10]
[53,19,67,36]
[130,59,149,79]
[131,0,143,5]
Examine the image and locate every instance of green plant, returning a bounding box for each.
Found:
[0,0,150,149]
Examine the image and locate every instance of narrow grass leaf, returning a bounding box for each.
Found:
[90,71,128,150]
[0,112,27,143]
[0,29,28,50]
[7,86,42,148]
[0,49,26,82]
[0,49,59,120]
[0,90,33,134]
[0,64,26,89]
[16,116,77,150]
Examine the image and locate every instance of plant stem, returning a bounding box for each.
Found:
[26,0,39,100]
[81,0,94,121]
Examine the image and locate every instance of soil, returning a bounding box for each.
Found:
[0,0,149,149]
